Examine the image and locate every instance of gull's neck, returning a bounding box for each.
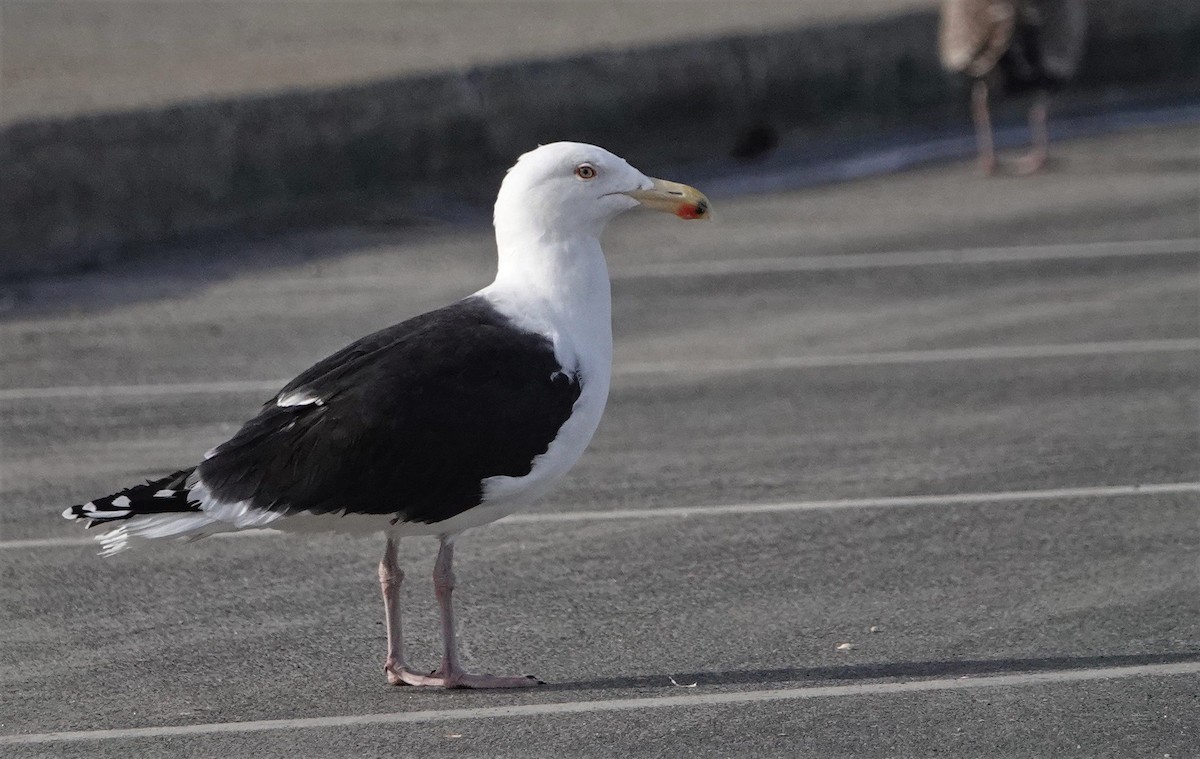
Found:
[481,213,614,382]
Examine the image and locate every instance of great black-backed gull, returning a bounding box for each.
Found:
[62,142,710,689]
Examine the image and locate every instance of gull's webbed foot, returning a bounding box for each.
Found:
[397,663,544,689]
[385,660,448,687]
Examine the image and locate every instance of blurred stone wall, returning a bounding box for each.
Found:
[1,0,1197,279]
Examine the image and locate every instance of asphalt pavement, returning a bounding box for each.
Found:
[0,123,1198,757]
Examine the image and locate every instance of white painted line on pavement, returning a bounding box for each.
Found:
[0,378,282,402]
[618,338,1200,376]
[2,338,1196,402]
[254,239,1199,290]
[612,238,1200,279]
[0,536,94,549]
[7,482,1197,551]
[0,529,280,551]
[3,660,1198,745]
[502,482,1200,524]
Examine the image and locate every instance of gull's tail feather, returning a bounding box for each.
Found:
[62,468,225,555]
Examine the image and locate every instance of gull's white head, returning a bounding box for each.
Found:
[494,142,710,240]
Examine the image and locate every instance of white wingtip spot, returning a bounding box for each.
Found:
[82,502,97,512]
[62,506,78,519]
[154,489,176,498]
[112,495,132,508]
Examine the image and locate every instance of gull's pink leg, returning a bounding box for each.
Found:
[378,536,435,686]
[971,79,998,176]
[401,536,543,689]
[1014,90,1050,175]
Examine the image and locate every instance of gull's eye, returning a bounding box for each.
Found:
[574,163,598,180]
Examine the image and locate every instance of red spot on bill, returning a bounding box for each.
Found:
[675,203,708,220]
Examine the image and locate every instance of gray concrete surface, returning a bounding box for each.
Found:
[0,124,1198,756]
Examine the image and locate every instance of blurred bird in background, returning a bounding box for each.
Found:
[939,0,1087,174]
